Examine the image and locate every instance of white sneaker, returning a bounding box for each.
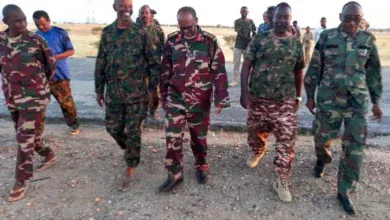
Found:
[229,81,238,87]
[273,179,292,203]
[246,154,263,168]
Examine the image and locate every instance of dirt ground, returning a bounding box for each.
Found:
[0,119,389,220]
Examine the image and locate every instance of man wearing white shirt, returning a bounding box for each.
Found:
[314,17,327,43]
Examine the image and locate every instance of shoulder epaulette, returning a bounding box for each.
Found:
[167,31,180,39]
[202,31,216,40]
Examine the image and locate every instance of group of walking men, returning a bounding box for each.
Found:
[0,0,383,216]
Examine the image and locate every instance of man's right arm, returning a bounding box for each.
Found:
[240,36,257,109]
[159,40,173,108]
[94,31,107,96]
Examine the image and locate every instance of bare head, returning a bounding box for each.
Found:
[33,10,51,33]
[113,0,133,22]
[273,3,292,35]
[339,1,363,35]
[2,4,27,35]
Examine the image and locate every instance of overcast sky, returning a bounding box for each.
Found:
[1,0,388,29]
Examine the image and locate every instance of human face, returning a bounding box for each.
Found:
[177,12,197,38]
[263,11,269,23]
[240,8,248,19]
[34,17,51,33]
[273,6,291,34]
[340,4,362,35]
[3,10,27,35]
[140,7,152,25]
[320,18,327,28]
[114,0,133,22]
[306,27,310,33]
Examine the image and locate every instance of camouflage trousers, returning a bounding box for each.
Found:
[105,102,146,168]
[247,97,297,183]
[232,48,244,82]
[8,107,53,181]
[313,99,367,195]
[165,106,210,180]
[49,80,79,129]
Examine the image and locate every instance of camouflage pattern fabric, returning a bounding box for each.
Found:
[248,97,297,184]
[234,18,256,50]
[0,30,56,181]
[160,27,230,113]
[165,105,210,180]
[160,27,230,178]
[105,102,146,168]
[304,27,382,195]
[49,80,79,129]
[244,30,304,100]
[137,22,165,116]
[0,31,56,111]
[10,108,53,181]
[94,20,161,104]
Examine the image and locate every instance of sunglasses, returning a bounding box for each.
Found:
[177,23,195,31]
[342,16,362,24]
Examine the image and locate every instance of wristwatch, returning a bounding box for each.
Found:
[296,96,303,101]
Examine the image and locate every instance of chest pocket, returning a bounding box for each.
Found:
[193,51,210,73]
[21,51,36,64]
[323,45,339,66]
[355,46,371,70]
[124,47,142,69]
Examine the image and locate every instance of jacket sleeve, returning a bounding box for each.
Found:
[366,38,382,105]
[210,39,230,108]
[304,34,323,100]
[144,32,161,93]
[94,32,107,95]
[159,41,172,103]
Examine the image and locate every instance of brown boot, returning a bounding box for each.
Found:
[118,167,134,192]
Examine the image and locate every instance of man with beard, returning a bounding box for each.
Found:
[240,2,304,203]
[305,1,382,215]
[94,0,160,192]
[230,6,256,87]
[138,5,165,120]
[0,4,58,202]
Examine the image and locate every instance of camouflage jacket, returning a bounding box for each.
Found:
[244,30,304,100]
[137,22,165,57]
[304,27,382,110]
[160,27,230,112]
[234,18,256,50]
[0,30,56,111]
[94,20,161,104]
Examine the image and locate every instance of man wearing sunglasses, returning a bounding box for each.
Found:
[304,1,382,215]
[159,6,230,192]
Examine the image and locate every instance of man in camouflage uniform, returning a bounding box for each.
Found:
[230,6,256,87]
[94,0,160,192]
[0,4,58,202]
[240,3,304,203]
[304,2,382,215]
[158,6,230,192]
[138,5,165,120]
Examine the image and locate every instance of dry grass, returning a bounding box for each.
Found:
[1,23,389,65]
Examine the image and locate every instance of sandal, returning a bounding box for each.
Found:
[36,154,57,172]
[9,183,28,202]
